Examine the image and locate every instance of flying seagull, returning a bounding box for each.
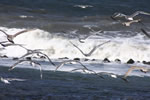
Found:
[122,66,150,82]
[70,40,110,57]
[112,11,150,21]
[8,59,43,79]
[0,77,27,84]
[122,19,141,26]
[141,28,150,38]
[55,60,104,79]
[9,59,41,71]
[0,29,35,43]
[18,46,56,67]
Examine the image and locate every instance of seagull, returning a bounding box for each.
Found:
[141,28,150,38]
[122,66,150,82]
[99,72,118,78]
[70,40,110,57]
[0,77,27,84]
[9,59,41,71]
[55,60,104,79]
[112,11,150,21]
[0,77,10,84]
[18,46,56,67]
[74,5,93,9]
[0,29,35,43]
[8,59,43,79]
[122,19,141,26]
[55,60,86,71]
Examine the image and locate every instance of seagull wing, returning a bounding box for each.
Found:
[123,66,145,79]
[70,41,87,56]
[55,60,74,71]
[141,28,150,38]
[87,40,111,56]
[123,67,134,79]
[0,29,8,36]
[13,29,35,38]
[38,52,56,67]
[130,11,150,18]
[9,60,26,71]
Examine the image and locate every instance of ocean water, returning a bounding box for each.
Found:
[0,0,150,99]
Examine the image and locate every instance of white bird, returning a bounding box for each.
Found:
[55,60,104,79]
[9,59,41,71]
[9,59,43,79]
[112,11,150,21]
[74,5,93,9]
[70,40,110,57]
[122,66,150,82]
[122,19,141,26]
[0,77,27,84]
[0,29,35,43]
[0,77,10,84]
[18,46,56,67]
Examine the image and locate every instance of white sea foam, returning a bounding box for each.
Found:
[19,15,34,18]
[0,27,150,63]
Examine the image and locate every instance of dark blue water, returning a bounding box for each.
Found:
[0,0,150,16]
[0,66,150,100]
[0,0,150,36]
[0,0,150,33]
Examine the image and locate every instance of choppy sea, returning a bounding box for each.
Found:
[0,0,150,99]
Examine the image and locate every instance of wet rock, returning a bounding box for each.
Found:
[137,61,140,63]
[126,59,134,64]
[84,58,89,61]
[26,57,32,60]
[142,61,150,65]
[114,59,121,63]
[91,59,96,61]
[58,57,69,59]
[73,58,80,61]
[103,58,110,63]
[40,56,46,59]
[0,55,8,58]
[12,57,19,60]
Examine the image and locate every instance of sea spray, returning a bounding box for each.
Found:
[0,27,150,62]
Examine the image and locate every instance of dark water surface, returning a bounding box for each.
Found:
[0,66,150,100]
[0,0,150,34]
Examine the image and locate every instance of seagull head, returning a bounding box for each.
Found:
[140,69,148,73]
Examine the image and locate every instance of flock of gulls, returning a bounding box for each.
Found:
[0,11,150,84]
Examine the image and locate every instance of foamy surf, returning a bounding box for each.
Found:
[0,27,150,63]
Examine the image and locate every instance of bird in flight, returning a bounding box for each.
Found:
[112,11,150,21]
[122,19,141,26]
[70,40,110,57]
[0,29,35,43]
[0,77,27,84]
[55,60,104,79]
[8,59,43,79]
[122,66,150,82]
[18,46,56,67]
